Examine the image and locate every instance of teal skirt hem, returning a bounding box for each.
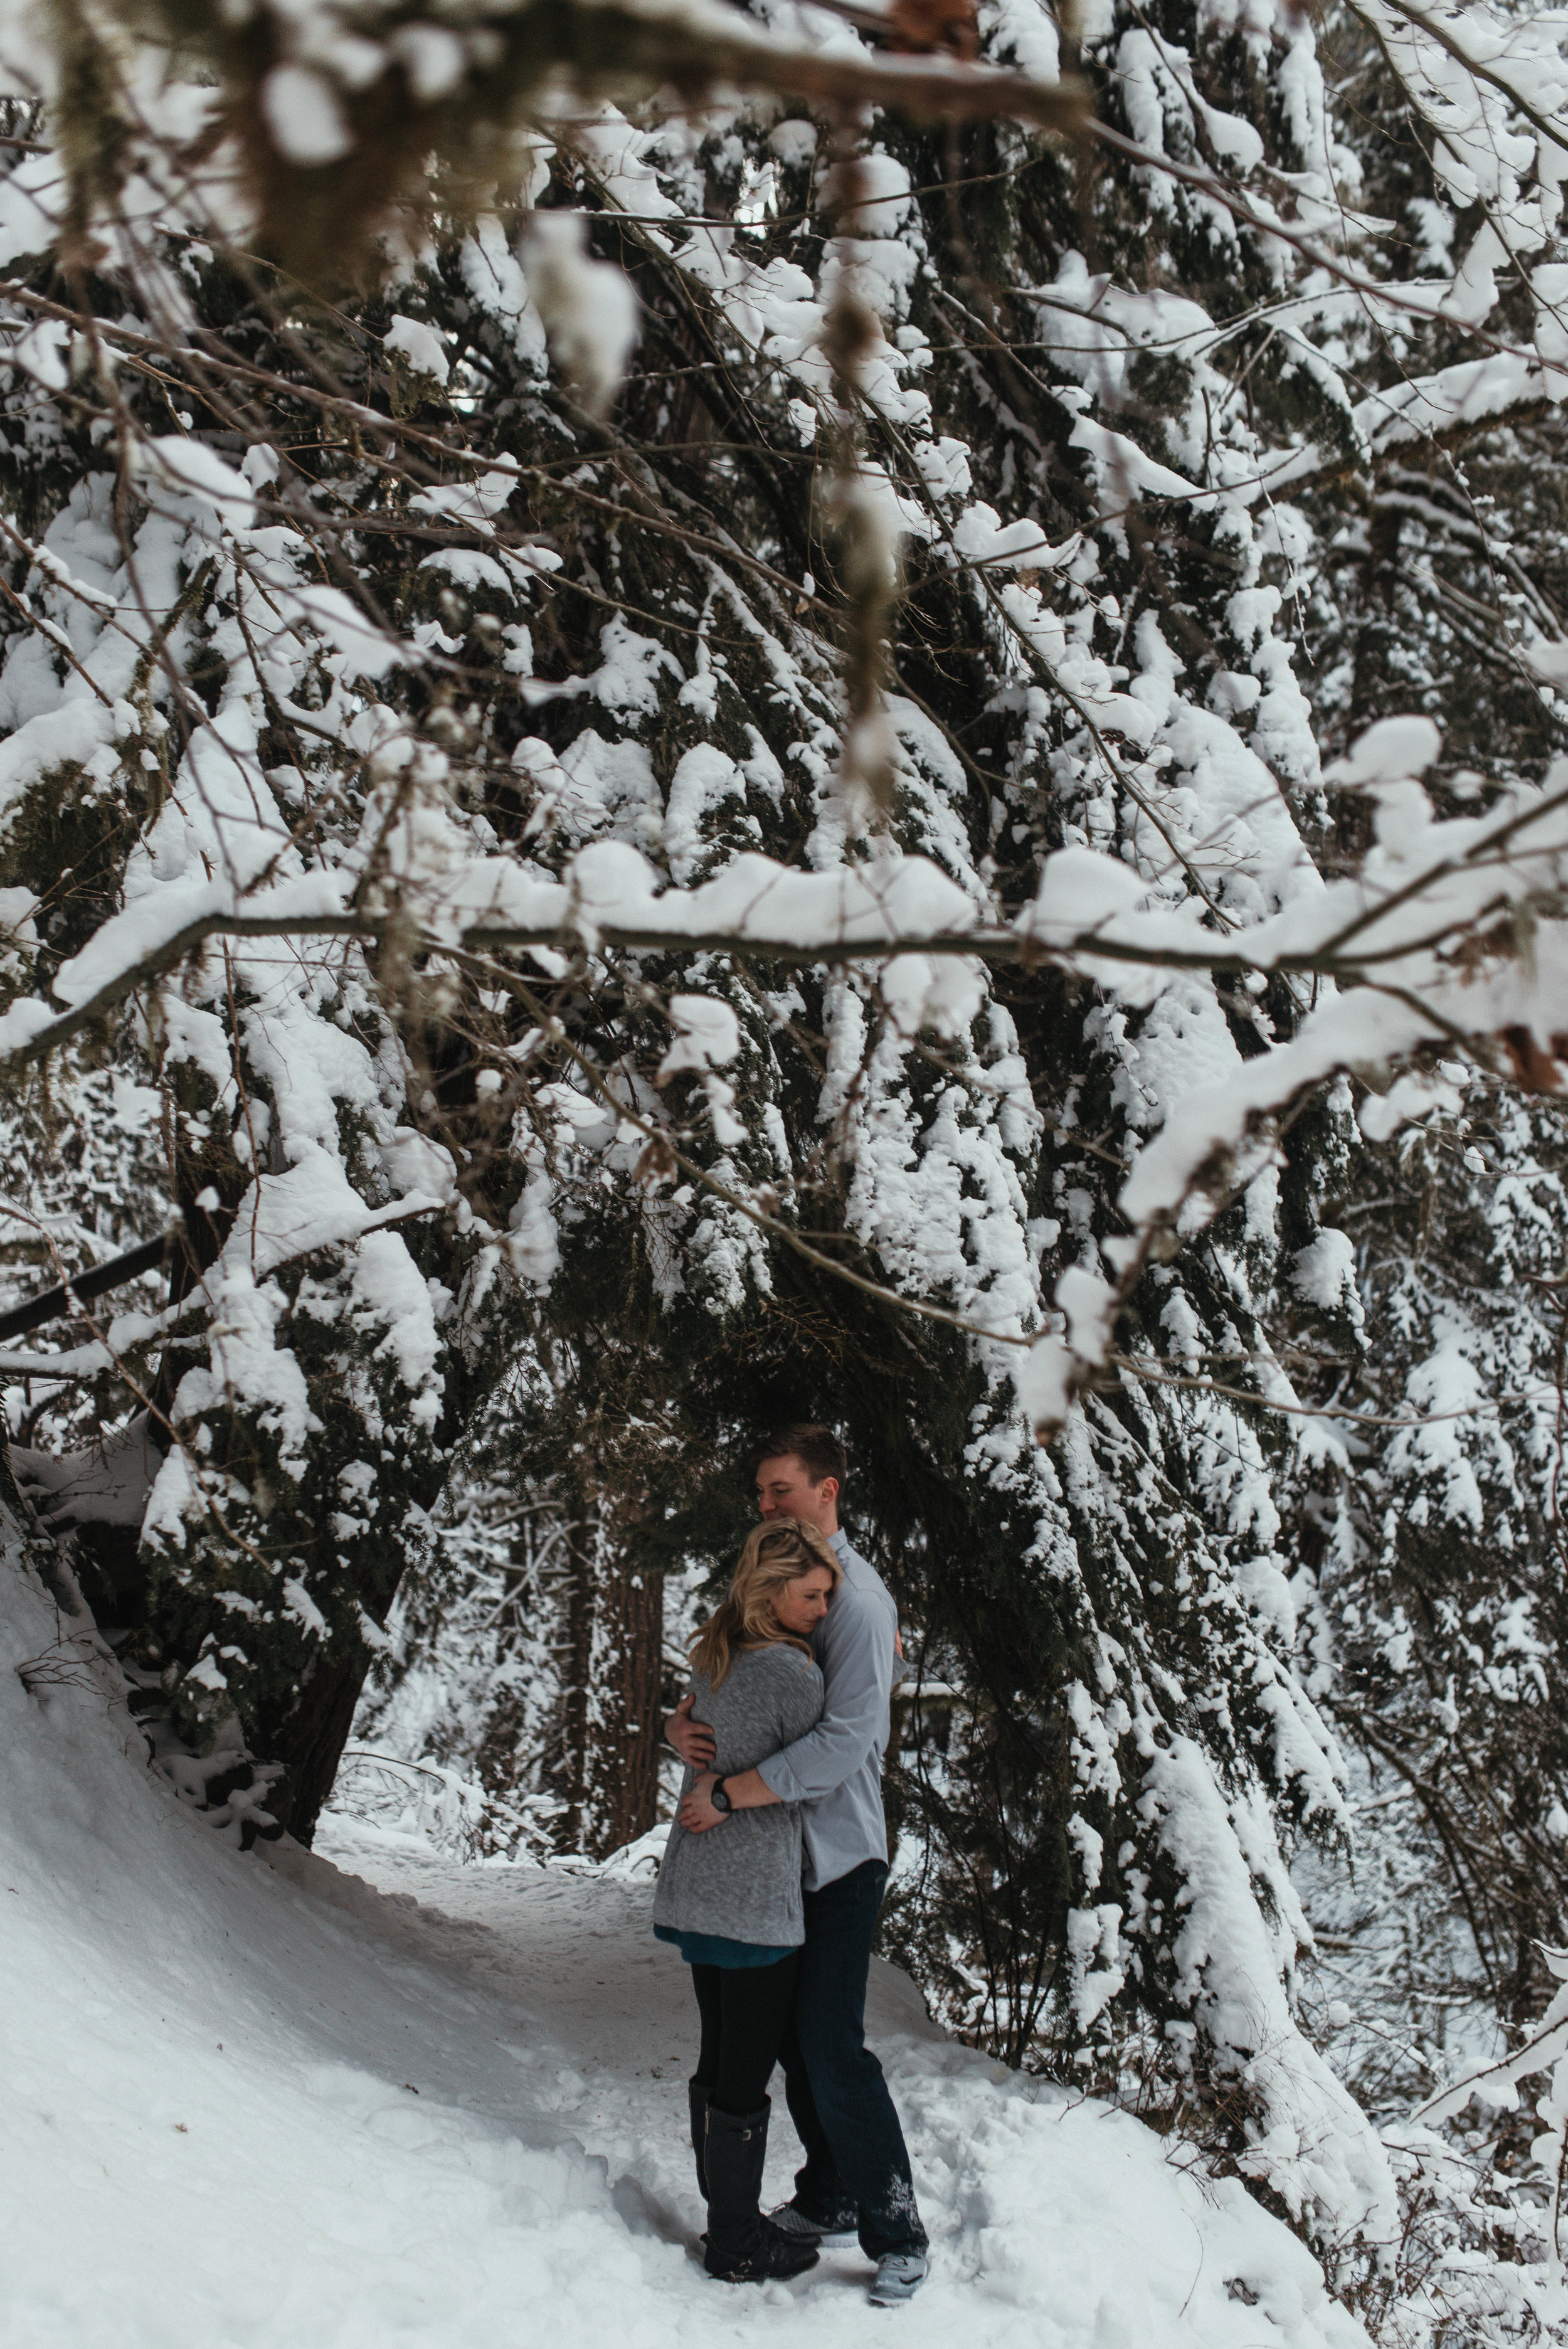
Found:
[654,1924,797,1969]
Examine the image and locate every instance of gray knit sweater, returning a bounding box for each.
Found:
[652,1641,825,1948]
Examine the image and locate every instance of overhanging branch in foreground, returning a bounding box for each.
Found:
[0,882,1554,1088]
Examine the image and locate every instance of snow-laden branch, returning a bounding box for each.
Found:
[4,702,1565,1005]
[0,1174,450,1384]
[7,714,1568,1450]
[11,719,1567,1034]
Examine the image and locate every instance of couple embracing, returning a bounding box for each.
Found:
[652,1424,930,2308]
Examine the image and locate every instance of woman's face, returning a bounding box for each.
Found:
[771,1564,835,1638]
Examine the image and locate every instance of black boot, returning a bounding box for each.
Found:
[703,2101,819,2283]
[688,2079,709,2201]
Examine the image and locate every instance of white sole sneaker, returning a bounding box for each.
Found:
[870,2254,930,2306]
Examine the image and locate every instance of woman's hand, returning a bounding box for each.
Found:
[678,1768,778,1831]
[679,1773,727,1833]
[665,1691,717,1767]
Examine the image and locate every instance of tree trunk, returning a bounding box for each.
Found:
[272,1648,372,1844]
[553,1492,664,1859]
[586,1549,665,1855]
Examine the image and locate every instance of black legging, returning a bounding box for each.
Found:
[691,1952,800,2116]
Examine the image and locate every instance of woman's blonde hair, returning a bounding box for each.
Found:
[689,1518,842,1689]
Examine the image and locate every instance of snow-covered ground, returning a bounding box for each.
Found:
[2,1546,1370,2349]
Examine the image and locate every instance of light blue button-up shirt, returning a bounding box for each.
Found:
[755,1528,897,1890]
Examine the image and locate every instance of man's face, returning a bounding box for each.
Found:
[756,1453,839,1534]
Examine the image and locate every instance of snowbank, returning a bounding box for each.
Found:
[1,1534,1370,2349]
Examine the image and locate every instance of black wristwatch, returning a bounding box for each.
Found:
[710,1777,733,1814]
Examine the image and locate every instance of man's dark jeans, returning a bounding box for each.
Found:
[779,1858,927,2260]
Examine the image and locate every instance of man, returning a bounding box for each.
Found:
[665,1424,930,2308]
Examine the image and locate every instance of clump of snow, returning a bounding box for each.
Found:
[879,951,985,1038]
[1291,1229,1364,1323]
[131,435,257,531]
[261,64,353,165]
[1015,1263,1120,1434]
[657,995,741,1078]
[1325,716,1442,789]
[391,23,465,100]
[1324,719,1441,854]
[384,314,451,386]
[1359,1068,1465,1144]
[521,213,639,417]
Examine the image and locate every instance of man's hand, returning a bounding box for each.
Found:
[679,1773,727,1833]
[665,1692,716,1768]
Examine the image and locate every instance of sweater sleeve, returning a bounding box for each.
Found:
[755,1593,890,1805]
[748,1649,825,1752]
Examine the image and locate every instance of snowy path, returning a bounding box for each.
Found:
[1,1556,1370,2349]
[306,1812,943,2225]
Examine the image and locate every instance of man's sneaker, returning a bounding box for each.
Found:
[870,2251,930,2306]
[769,2201,858,2250]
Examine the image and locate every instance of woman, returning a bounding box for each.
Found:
[654,1516,840,2284]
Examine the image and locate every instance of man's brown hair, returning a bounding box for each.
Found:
[753,1423,848,1489]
